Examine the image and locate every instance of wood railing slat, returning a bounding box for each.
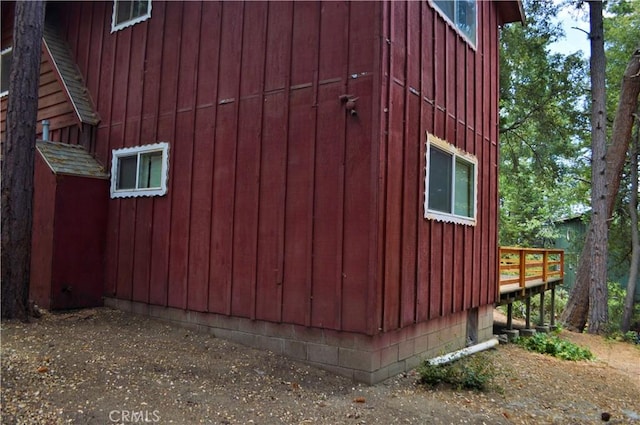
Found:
[498,247,564,296]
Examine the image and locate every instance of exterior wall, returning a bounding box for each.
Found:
[49,174,108,309]
[1,3,82,143]
[106,297,494,384]
[56,1,382,334]
[11,0,510,382]
[30,154,57,309]
[375,1,501,332]
[30,155,109,310]
[57,0,503,335]
[1,58,79,142]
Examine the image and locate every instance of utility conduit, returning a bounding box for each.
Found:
[427,338,499,366]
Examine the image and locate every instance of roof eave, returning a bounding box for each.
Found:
[498,0,526,26]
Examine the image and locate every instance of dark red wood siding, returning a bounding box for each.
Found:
[378,1,502,330]
[30,156,108,310]
[57,1,380,333]
[48,0,505,335]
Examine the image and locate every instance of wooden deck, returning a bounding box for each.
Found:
[496,247,565,331]
[498,247,564,300]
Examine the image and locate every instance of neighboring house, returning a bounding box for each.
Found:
[554,214,640,301]
[1,0,523,383]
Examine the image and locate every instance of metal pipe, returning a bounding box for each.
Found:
[42,120,50,141]
[427,338,499,366]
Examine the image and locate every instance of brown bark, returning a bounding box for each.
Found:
[586,0,609,335]
[561,46,640,332]
[621,117,639,333]
[1,1,45,320]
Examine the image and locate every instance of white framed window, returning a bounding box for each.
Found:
[110,142,169,198]
[424,133,477,226]
[111,0,152,32]
[431,0,477,48]
[1,47,13,97]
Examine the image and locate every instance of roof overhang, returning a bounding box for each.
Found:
[498,0,525,25]
[36,141,108,179]
[41,20,100,127]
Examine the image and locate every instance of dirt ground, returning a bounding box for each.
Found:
[1,307,639,425]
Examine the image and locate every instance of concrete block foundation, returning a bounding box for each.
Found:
[105,298,495,384]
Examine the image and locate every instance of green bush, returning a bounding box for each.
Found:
[605,281,640,337]
[417,353,497,391]
[514,333,594,361]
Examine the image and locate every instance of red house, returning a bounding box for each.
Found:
[1,0,523,383]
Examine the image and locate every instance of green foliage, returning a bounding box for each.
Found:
[604,0,640,119]
[417,353,497,391]
[514,333,594,361]
[603,281,640,335]
[621,331,640,344]
[499,0,590,247]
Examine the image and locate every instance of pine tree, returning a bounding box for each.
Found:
[1,1,46,320]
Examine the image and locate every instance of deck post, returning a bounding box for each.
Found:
[525,296,531,329]
[550,286,556,328]
[538,291,545,326]
[507,303,513,330]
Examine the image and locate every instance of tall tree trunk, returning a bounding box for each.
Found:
[621,117,639,333]
[587,0,609,335]
[561,46,640,331]
[0,1,45,320]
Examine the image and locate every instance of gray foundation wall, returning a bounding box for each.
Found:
[105,298,494,384]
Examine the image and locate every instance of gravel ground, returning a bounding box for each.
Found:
[1,307,639,425]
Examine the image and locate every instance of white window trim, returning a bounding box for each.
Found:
[1,47,12,98]
[429,0,477,50]
[424,133,478,226]
[111,0,152,33]
[110,142,169,199]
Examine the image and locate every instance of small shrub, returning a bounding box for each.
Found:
[515,333,594,361]
[623,330,640,344]
[417,353,497,391]
[606,330,640,345]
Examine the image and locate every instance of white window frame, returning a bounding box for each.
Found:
[110,142,169,199]
[424,133,478,226]
[1,47,13,97]
[111,0,152,33]
[430,0,477,49]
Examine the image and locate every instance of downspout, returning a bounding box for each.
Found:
[427,338,499,366]
[42,120,50,141]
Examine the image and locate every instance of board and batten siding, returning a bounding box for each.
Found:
[57,1,380,334]
[43,0,503,336]
[377,1,500,332]
[1,2,92,145]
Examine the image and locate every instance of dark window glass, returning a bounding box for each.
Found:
[433,0,476,46]
[138,151,162,189]
[428,147,453,213]
[457,0,476,45]
[117,155,137,189]
[454,158,473,217]
[114,0,150,26]
[433,0,455,21]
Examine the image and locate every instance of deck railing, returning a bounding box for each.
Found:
[498,247,564,296]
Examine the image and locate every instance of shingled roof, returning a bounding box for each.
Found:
[37,141,108,179]
[42,21,100,126]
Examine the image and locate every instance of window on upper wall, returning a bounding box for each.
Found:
[431,0,477,47]
[424,133,477,226]
[1,47,13,97]
[110,142,169,198]
[111,0,152,32]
